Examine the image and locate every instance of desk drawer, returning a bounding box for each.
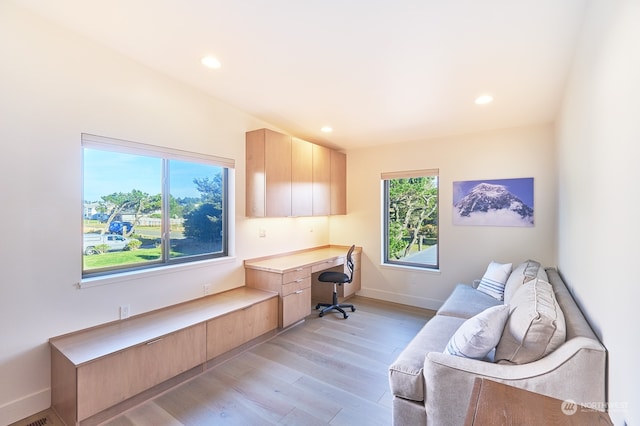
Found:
[312,257,343,273]
[283,267,311,283]
[282,276,311,296]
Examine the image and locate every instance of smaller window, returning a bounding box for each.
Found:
[382,169,439,269]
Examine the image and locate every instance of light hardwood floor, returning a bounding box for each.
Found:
[102,296,432,426]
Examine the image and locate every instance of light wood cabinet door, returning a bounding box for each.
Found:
[206,309,246,360]
[77,324,205,421]
[206,297,278,359]
[330,150,347,215]
[245,297,278,340]
[282,287,311,328]
[312,144,331,216]
[291,138,313,216]
[246,129,292,217]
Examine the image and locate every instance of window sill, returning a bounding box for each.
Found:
[380,263,441,274]
[79,256,236,289]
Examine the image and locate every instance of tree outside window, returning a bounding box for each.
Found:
[383,169,439,269]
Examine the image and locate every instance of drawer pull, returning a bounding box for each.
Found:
[295,278,304,283]
[145,338,164,345]
[295,290,304,294]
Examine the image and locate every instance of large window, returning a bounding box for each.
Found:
[82,134,233,278]
[382,169,439,269]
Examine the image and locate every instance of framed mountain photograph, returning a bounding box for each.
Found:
[452,177,534,227]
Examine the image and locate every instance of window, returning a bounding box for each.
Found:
[382,169,439,269]
[82,134,233,278]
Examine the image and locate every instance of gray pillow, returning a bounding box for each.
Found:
[496,278,566,364]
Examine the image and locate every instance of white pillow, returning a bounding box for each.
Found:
[444,305,510,359]
[477,261,513,301]
[495,279,566,364]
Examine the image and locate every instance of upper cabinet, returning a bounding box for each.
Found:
[330,150,347,215]
[291,138,313,217]
[246,129,346,217]
[312,144,331,216]
[246,129,292,217]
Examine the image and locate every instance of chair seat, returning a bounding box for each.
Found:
[318,271,350,284]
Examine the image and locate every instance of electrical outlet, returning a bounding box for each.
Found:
[259,228,266,238]
[120,305,130,319]
[203,284,212,296]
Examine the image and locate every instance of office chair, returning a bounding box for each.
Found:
[315,245,356,319]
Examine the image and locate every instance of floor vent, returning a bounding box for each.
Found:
[25,417,50,426]
[10,411,59,426]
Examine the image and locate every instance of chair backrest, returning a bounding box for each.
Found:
[345,244,355,283]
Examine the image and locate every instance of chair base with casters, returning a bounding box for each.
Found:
[315,282,356,319]
[315,245,357,319]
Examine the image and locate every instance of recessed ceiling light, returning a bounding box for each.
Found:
[320,126,333,133]
[475,95,494,105]
[201,55,221,69]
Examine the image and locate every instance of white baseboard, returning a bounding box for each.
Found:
[357,288,443,311]
[0,388,50,425]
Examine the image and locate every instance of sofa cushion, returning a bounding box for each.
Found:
[444,305,510,359]
[495,278,566,364]
[476,261,512,300]
[436,284,503,319]
[503,259,549,304]
[389,315,464,402]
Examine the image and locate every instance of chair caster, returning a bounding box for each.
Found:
[315,304,320,310]
[319,312,324,317]
[343,314,349,319]
[351,306,356,312]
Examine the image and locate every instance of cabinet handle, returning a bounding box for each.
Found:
[145,338,164,345]
[295,278,304,283]
[295,290,304,294]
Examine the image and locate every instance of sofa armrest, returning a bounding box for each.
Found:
[423,337,606,425]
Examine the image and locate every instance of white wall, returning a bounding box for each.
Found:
[0,3,330,423]
[556,0,640,424]
[331,124,557,310]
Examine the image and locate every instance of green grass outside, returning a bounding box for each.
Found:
[83,247,164,269]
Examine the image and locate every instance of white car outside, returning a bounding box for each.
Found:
[83,233,130,254]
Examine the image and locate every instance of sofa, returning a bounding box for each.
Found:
[388,260,607,425]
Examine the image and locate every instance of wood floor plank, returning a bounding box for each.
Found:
[116,402,183,426]
[102,296,432,425]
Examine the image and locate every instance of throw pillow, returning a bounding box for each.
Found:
[477,261,512,301]
[444,305,510,359]
[503,259,548,305]
[495,278,566,364]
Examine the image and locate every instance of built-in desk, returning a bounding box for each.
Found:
[244,245,361,328]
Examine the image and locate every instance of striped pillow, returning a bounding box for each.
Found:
[477,261,512,301]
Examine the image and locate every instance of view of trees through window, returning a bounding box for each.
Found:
[82,138,228,277]
[383,171,439,269]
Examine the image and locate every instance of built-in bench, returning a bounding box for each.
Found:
[50,287,278,426]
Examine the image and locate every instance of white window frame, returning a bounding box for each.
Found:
[80,133,235,284]
[381,169,439,270]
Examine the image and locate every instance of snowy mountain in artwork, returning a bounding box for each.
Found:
[453,183,534,226]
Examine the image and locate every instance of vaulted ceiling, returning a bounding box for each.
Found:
[14,0,589,149]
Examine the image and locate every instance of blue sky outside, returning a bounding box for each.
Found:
[452,177,534,207]
[83,149,219,202]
